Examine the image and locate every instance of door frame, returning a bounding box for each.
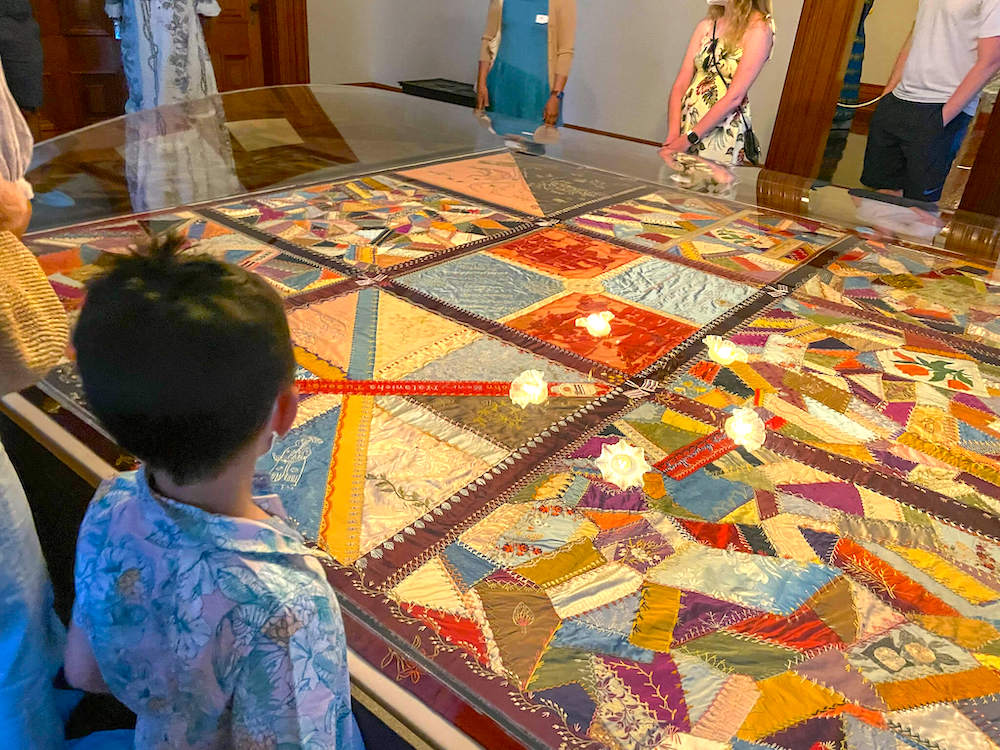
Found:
[767,0,1000,219]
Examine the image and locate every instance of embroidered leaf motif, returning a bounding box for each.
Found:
[512,601,534,634]
[892,354,974,388]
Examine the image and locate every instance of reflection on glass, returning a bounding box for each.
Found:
[124,96,242,213]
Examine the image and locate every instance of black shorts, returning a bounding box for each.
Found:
[861,93,972,203]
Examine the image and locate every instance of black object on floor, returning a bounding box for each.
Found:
[399,78,476,108]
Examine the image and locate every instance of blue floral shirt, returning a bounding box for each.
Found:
[72,468,363,750]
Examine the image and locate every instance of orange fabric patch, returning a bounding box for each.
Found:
[728,605,845,652]
[584,510,644,531]
[35,247,82,276]
[832,538,959,616]
[876,666,1000,710]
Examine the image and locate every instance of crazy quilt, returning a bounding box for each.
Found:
[398,151,644,218]
[397,226,759,375]
[26,212,344,318]
[569,191,844,282]
[259,286,603,565]
[379,400,1000,749]
[799,239,1000,347]
[670,295,1000,528]
[26,148,1000,750]
[207,174,526,269]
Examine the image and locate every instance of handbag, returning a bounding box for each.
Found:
[707,20,761,165]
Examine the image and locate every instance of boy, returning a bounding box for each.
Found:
[64,237,363,749]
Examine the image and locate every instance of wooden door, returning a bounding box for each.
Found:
[204,0,266,93]
[35,0,127,137]
[34,0,268,139]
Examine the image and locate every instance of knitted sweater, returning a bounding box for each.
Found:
[0,231,68,395]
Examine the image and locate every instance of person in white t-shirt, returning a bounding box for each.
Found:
[861,0,1000,202]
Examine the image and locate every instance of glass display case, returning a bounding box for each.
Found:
[12,84,1000,750]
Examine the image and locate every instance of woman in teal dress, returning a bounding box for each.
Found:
[476,0,577,136]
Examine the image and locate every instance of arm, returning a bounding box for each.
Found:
[687,20,773,141]
[883,28,914,94]
[64,622,110,694]
[942,36,1000,124]
[666,21,712,143]
[543,0,576,125]
[477,0,502,109]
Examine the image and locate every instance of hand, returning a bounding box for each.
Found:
[0,179,32,239]
[941,103,957,128]
[543,94,561,126]
[476,86,489,111]
[660,135,691,159]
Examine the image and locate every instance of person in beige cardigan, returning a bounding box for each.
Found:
[476,0,576,130]
[0,55,71,747]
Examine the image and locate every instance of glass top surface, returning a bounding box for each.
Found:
[22,83,1000,749]
[25,84,1000,268]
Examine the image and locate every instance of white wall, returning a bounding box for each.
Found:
[860,0,918,85]
[307,0,805,154]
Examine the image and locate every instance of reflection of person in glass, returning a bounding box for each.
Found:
[476,0,577,133]
[661,0,774,166]
[861,0,1000,203]
[108,0,221,113]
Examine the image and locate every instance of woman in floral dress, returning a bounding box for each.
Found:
[661,0,775,166]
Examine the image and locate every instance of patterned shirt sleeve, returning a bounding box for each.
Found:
[229,590,359,749]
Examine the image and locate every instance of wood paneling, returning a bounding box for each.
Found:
[260,0,310,85]
[205,0,266,92]
[36,0,127,137]
[959,104,1000,218]
[766,0,864,177]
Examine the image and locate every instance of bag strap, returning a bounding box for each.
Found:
[709,20,754,137]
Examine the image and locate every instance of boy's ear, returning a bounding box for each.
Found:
[272,384,298,437]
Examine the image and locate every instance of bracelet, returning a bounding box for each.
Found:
[550,91,564,100]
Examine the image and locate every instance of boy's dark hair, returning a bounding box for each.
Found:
[73,233,296,485]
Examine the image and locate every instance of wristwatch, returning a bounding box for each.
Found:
[686,131,700,145]
[550,91,565,100]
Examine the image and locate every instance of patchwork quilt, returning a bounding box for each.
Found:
[26,152,1000,750]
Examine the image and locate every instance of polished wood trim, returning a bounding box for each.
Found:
[959,104,1000,218]
[349,82,404,93]
[260,0,310,85]
[849,82,884,135]
[755,169,813,217]
[766,0,864,177]
[562,123,660,147]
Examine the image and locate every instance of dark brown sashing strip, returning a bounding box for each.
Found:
[357,390,635,588]
[567,222,771,287]
[660,393,1000,541]
[382,282,624,381]
[328,567,570,750]
[327,566,603,750]
[379,221,539,279]
[792,292,1000,367]
[197,206,362,277]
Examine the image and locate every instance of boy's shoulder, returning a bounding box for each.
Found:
[81,470,145,529]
